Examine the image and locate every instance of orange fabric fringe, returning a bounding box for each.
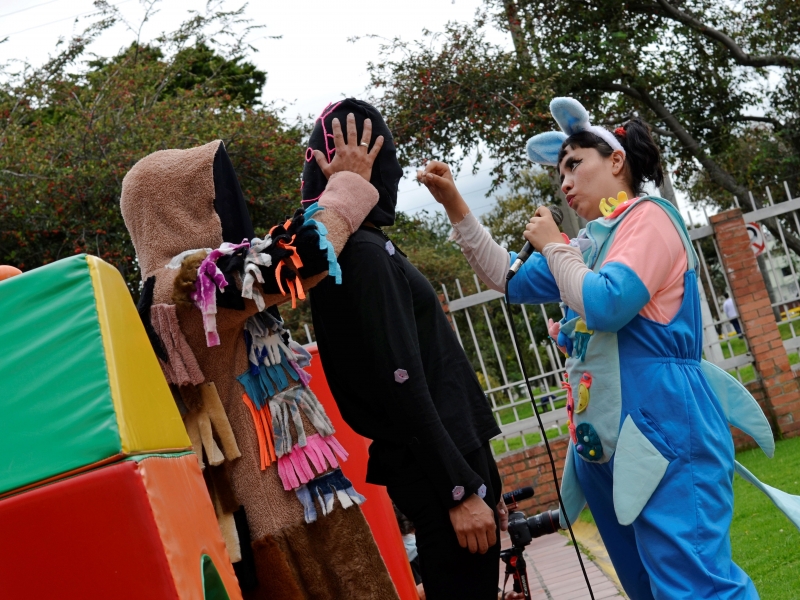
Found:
[242,393,277,470]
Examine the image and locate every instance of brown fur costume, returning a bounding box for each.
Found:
[121,140,398,599]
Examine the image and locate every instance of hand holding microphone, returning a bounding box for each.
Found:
[507,205,565,280]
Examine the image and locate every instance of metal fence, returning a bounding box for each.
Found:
[688,183,800,384]
[442,275,569,455]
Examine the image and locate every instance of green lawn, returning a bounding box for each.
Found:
[491,384,567,454]
[574,437,800,599]
[731,436,800,599]
[491,425,563,455]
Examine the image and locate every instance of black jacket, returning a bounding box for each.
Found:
[310,226,500,509]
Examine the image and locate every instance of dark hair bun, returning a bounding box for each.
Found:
[617,118,664,193]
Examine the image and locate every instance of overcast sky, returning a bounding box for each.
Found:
[0,0,703,224]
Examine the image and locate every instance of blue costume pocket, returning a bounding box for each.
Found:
[612,410,674,525]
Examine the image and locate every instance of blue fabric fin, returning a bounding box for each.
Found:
[735,460,800,532]
[559,441,587,529]
[701,359,775,458]
[613,415,670,526]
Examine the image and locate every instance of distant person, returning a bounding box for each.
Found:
[393,504,425,598]
[723,294,741,335]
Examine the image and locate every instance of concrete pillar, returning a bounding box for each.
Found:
[710,208,800,437]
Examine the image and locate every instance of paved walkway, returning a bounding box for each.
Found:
[498,527,624,600]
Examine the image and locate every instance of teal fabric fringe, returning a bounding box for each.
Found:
[304,202,342,284]
[574,331,592,362]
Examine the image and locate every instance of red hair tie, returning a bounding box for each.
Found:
[614,126,626,137]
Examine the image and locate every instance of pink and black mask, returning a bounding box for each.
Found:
[301,98,403,228]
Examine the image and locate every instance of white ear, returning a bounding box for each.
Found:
[550,97,591,136]
[526,131,568,166]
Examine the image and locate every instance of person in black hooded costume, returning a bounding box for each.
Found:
[306,99,506,600]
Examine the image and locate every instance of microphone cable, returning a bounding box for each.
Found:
[504,276,596,600]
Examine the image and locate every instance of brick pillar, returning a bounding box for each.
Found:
[710,208,800,437]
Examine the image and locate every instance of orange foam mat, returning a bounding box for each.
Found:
[139,453,241,600]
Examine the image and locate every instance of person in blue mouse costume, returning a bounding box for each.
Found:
[417,97,800,599]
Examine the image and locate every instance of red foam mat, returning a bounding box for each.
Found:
[0,461,178,599]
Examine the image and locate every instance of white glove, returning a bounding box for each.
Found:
[264,332,298,366]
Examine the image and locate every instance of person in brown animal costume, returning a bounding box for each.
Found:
[120,117,401,600]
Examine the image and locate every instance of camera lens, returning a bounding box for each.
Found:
[527,509,560,539]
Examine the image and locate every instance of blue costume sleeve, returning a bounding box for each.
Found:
[506,252,562,305]
[582,262,651,332]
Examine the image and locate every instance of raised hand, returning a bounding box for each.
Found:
[313,113,384,182]
[417,160,470,223]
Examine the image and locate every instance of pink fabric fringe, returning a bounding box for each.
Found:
[276,433,350,491]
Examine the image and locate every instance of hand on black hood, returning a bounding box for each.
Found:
[301,98,403,228]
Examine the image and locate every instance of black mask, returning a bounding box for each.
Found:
[213,142,255,243]
[301,98,403,227]
[213,141,254,310]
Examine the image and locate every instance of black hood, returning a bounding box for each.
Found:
[212,141,254,310]
[213,142,255,243]
[301,98,403,227]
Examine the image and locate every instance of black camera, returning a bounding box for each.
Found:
[507,509,561,547]
[502,486,562,547]
[500,487,563,600]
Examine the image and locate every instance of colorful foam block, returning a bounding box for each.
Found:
[0,453,241,600]
[0,254,190,496]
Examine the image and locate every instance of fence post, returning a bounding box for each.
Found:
[710,208,800,437]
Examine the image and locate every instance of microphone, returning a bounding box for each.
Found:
[506,205,564,281]
[503,486,534,506]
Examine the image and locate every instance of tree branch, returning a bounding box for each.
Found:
[502,0,531,65]
[600,82,751,197]
[0,169,49,180]
[653,0,800,68]
[730,115,785,130]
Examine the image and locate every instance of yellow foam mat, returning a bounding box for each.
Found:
[88,256,190,453]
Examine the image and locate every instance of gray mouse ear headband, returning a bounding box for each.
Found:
[525,97,625,167]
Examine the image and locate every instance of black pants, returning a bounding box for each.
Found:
[731,318,742,335]
[387,443,502,600]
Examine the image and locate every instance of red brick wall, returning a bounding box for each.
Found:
[496,436,569,516]
[710,208,800,438]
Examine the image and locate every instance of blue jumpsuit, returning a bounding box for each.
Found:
[507,197,760,599]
